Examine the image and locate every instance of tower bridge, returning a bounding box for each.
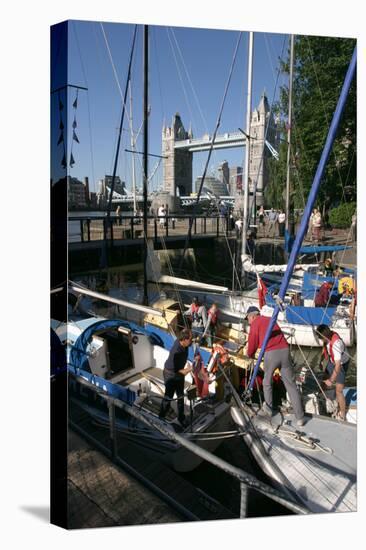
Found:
[109,193,235,208]
[174,131,246,152]
[162,94,280,203]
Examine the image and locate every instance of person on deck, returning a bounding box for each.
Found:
[316,324,350,421]
[307,210,314,239]
[278,210,286,237]
[192,350,211,398]
[235,218,243,238]
[267,208,278,237]
[245,306,304,426]
[202,303,219,347]
[158,204,165,227]
[312,208,322,242]
[258,205,265,235]
[351,212,357,242]
[159,328,193,427]
[323,258,335,276]
[314,281,338,307]
[115,205,121,226]
[184,297,208,339]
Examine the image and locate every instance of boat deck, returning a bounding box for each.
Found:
[245,408,357,513]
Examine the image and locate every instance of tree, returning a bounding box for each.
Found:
[271,35,356,211]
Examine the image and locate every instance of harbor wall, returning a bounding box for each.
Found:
[69,237,287,279]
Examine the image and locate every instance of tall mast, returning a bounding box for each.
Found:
[241,32,254,263]
[100,25,137,269]
[129,80,137,215]
[285,34,294,233]
[105,26,137,226]
[142,24,149,306]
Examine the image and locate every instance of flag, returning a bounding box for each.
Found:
[61,153,67,169]
[72,130,79,143]
[257,273,267,309]
[59,120,64,130]
[72,117,77,129]
[70,153,75,167]
[73,97,78,109]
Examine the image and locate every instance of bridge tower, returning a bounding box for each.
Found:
[162,113,193,197]
[248,92,279,206]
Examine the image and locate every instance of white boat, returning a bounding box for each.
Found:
[231,405,356,513]
[173,289,354,347]
[148,247,355,347]
[52,314,232,472]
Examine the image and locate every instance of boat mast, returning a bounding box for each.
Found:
[241,32,254,268]
[129,80,137,215]
[142,24,149,306]
[105,26,138,227]
[285,34,294,234]
[246,47,356,394]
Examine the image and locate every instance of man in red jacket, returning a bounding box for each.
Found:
[246,306,305,426]
[314,281,334,307]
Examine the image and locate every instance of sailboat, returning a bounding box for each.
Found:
[53,299,232,473]
[145,32,355,347]
[59,25,235,472]
[230,46,357,513]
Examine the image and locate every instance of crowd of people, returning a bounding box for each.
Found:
[159,296,352,426]
[114,202,356,246]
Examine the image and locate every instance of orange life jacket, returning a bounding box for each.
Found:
[322,332,341,364]
[212,344,229,366]
[192,355,209,398]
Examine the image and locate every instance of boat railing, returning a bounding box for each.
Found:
[70,372,309,517]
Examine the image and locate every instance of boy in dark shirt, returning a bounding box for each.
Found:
[159,328,193,426]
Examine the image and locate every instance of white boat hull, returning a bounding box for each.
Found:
[232,406,356,513]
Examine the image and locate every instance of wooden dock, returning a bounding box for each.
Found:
[68,400,235,528]
[68,430,181,528]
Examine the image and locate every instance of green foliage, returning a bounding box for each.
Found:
[328,202,356,228]
[272,35,356,211]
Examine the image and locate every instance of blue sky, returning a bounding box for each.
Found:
[51,21,290,192]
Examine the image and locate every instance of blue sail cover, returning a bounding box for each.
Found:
[285,306,336,325]
[299,245,351,254]
[302,272,337,291]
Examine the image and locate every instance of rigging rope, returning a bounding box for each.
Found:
[244,35,287,235]
[169,27,209,134]
[166,27,196,133]
[179,31,243,270]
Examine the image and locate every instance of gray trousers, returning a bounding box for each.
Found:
[263,347,304,420]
